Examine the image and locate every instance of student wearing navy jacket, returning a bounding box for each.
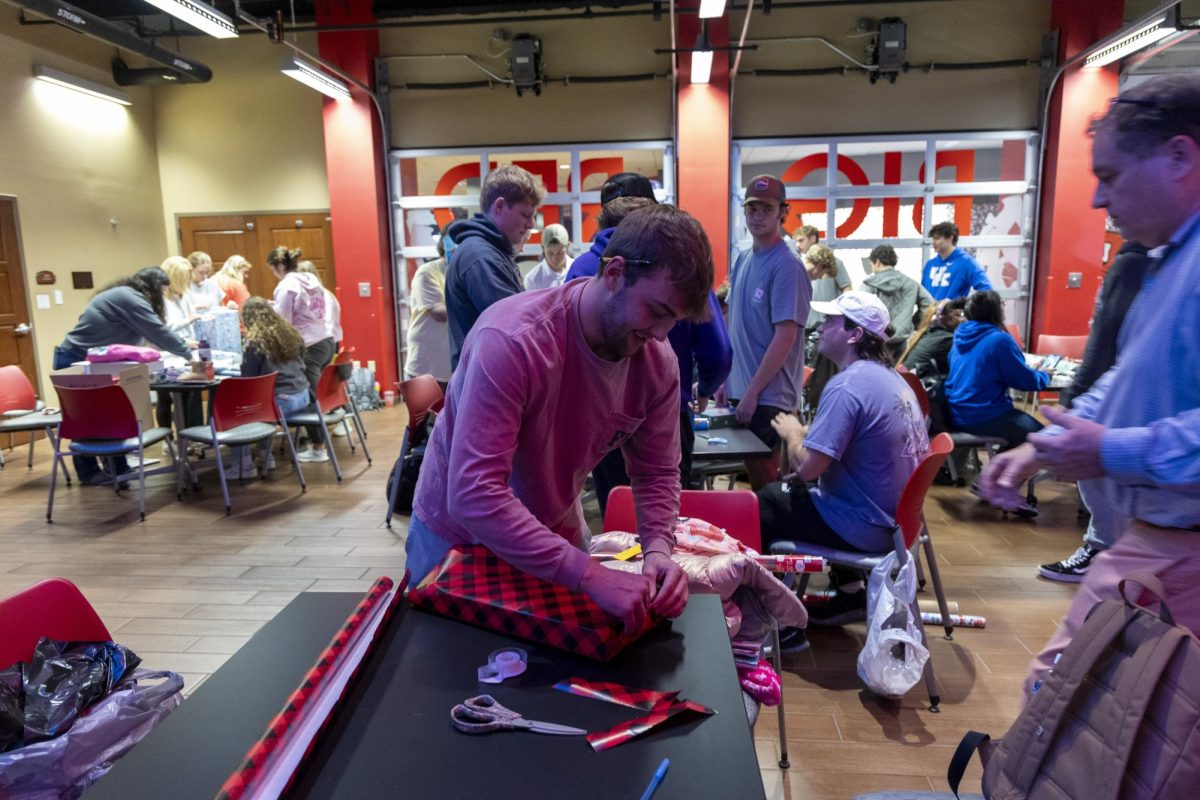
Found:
[921,221,992,301]
[944,290,1050,448]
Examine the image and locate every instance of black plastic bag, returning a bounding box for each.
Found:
[1,637,141,753]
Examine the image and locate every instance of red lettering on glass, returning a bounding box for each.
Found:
[912,151,975,233]
[780,154,870,238]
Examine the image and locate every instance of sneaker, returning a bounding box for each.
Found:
[777,627,811,654]
[1039,544,1098,583]
[297,447,330,463]
[265,453,277,471]
[332,423,350,437]
[807,589,868,626]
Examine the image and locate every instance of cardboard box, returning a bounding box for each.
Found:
[51,363,155,433]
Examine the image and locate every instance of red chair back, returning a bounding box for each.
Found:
[603,485,763,552]
[334,348,355,366]
[211,374,280,432]
[0,365,37,415]
[1005,323,1024,351]
[312,364,349,415]
[1035,334,1087,361]
[895,432,953,549]
[399,374,445,436]
[802,365,814,386]
[899,371,931,419]
[0,578,110,670]
[53,384,140,440]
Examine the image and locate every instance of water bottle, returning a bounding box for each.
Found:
[198,338,211,362]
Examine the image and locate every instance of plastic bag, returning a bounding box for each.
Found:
[1,638,140,752]
[0,669,183,799]
[857,551,930,698]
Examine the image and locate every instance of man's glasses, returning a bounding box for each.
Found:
[601,256,657,268]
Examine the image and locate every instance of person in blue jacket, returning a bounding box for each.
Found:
[945,290,1050,448]
[571,172,732,511]
[921,221,992,301]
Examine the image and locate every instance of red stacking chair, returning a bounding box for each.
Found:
[48,383,175,522]
[1035,333,1087,361]
[0,578,110,671]
[770,433,956,712]
[285,364,372,483]
[603,486,793,768]
[0,365,69,482]
[898,370,932,422]
[332,349,367,444]
[178,373,305,514]
[385,374,445,528]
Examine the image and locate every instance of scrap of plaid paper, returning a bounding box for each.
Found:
[586,697,715,752]
[553,677,678,710]
[216,575,401,800]
[407,545,657,661]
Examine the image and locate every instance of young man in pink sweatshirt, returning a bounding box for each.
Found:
[408,205,715,631]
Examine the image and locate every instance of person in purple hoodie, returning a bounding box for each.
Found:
[569,173,732,513]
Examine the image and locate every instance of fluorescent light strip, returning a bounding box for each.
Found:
[1085,17,1175,67]
[33,65,131,106]
[691,50,713,84]
[282,58,351,101]
[698,0,726,19]
[143,0,237,39]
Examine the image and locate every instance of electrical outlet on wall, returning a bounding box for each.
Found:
[358,282,371,298]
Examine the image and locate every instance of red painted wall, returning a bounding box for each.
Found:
[1030,0,1123,345]
[676,8,730,286]
[316,2,398,388]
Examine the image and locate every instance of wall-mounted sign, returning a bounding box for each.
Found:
[72,271,93,289]
[35,270,55,285]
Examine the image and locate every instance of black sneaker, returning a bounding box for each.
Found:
[777,626,810,654]
[807,589,867,626]
[1039,544,1098,583]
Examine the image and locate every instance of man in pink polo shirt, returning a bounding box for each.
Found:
[407,205,714,631]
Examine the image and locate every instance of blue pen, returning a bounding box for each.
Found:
[639,758,670,800]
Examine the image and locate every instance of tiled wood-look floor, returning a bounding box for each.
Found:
[0,407,1085,799]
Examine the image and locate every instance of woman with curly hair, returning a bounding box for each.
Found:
[236,298,313,473]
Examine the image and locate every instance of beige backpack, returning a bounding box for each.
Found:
[949,572,1200,800]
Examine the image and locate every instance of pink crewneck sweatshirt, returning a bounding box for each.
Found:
[412,279,682,590]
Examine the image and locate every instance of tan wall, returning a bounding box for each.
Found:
[0,10,168,401]
[153,34,330,252]
[382,15,674,147]
[732,0,1051,136]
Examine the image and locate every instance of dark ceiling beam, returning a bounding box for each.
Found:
[7,0,213,81]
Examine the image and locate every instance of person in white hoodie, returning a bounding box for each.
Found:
[269,246,335,462]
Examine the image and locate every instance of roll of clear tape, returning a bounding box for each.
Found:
[477,647,528,684]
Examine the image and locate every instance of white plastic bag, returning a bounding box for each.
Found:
[857,551,930,698]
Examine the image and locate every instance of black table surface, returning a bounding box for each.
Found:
[693,425,771,461]
[89,592,764,800]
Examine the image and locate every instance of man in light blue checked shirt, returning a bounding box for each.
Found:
[979,74,1200,695]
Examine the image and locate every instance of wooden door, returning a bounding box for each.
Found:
[178,212,335,302]
[251,213,336,299]
[0,198,37,390]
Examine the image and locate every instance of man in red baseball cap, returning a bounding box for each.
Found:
[722,174,812,489]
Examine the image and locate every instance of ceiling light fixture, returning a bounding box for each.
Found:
[691,22,714,84]
[698,0,726,19]
[1084,16,1176,67]
[143,0,238,39]
[33,65,131,106]
[281,56,351,101]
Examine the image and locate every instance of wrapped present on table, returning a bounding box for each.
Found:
[193,308,242,357]
[407,544,658,661]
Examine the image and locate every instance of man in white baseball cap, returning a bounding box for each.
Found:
[757,290,930,651]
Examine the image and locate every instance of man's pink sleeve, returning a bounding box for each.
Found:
[444,329,592,589]
[622,373,682,558]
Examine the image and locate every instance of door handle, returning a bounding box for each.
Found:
[14,323,31,336]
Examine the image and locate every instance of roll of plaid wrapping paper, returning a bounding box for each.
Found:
[554,677,715,752]
[216,575,404,800]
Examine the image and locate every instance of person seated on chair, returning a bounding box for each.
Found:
[899,297,967,380]
[237,298,313,475]
[756,291,930,652]
[944,290,1050,449]
[407,205,713,631]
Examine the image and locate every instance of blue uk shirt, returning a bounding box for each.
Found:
[921,247,992,301]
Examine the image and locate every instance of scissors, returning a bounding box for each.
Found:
[450,694,587,736]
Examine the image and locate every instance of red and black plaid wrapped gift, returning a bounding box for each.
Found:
[407,544,656,661]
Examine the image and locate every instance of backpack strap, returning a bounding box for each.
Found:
[1119,571,1175,625]
[1008,600,1133,794]
[948,730,991,798]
